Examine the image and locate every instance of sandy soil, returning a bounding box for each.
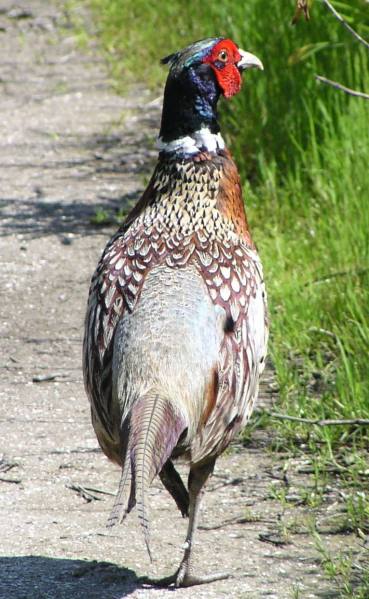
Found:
[0,2,365,598]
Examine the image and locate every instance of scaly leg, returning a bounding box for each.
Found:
[175,458,230,586]
[145,458,230,588]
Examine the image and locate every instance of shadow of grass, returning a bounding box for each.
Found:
[0,121,158,241]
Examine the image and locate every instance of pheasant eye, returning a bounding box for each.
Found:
[218,50,228,62]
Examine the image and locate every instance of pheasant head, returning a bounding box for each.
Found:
[159,37,263,154]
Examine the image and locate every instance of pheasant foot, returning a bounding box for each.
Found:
[140,569,230,588]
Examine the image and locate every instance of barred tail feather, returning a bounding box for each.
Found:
[108,393,187,560]
[107,450,133,528]
[133,395,164,561]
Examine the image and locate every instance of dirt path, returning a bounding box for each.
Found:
[0,3,365,598]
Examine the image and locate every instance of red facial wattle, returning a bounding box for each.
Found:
[202,39,243,99]
[215,64,242,99]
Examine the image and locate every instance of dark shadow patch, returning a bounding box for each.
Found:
[0,555,143,599]
[224,315,235,334]
[0,192,140,240]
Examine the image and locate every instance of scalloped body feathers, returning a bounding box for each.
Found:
[83,37,266,584]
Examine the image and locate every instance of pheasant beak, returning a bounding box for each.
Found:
[237,49,264,72]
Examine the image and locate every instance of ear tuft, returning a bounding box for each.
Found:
[161,52,178,66]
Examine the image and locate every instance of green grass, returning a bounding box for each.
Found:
[80,0,369,586]
[313,529,369,598]
[258,96,369,436]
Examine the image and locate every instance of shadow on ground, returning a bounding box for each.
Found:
[0,124,158,240]
[0,192,140,240]
[0,556,143,599]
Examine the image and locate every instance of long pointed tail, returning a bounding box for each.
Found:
[107,394,186,560]
[107,450,133,528]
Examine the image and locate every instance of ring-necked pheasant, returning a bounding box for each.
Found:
[83,37,267,587]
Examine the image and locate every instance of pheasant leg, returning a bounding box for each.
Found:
[175,459,230,586]
[159,459,189,517]
[145,459,230,588]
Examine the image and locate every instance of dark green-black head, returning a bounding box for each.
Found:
[162,37,262,98]
[159,37,263,149]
